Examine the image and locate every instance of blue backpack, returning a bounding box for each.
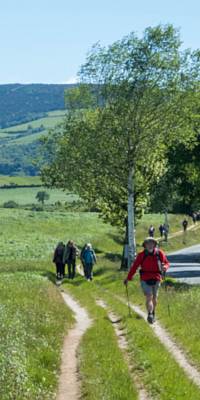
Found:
[84,249,94,264]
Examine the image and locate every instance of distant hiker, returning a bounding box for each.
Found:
[163,223,169,242]
[53,242,65,280]
[80,244,87,277]
[124,237,169,324]
[148,225,155,238]
[182,218,188,232]
[159,224,164,238]
[192,213,197,224]
[81,243,97,281]
[63,240,79,279]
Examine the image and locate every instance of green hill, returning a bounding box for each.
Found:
[0,83,75,128]
[0,83,78,175]
[0,110,66,175]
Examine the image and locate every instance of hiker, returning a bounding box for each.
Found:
[53,242,66,280]
[81,243,97,281]
[80,244,87,277]
[148,225,155,238]
[182,218,188,232]
[159,224,164,238]
[124,237,169,324]
[192,213,197,224]
[163,223,169,242]
[63,240,79,279]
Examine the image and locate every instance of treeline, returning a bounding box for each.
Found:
[0,83,75,128]
[42,24,200,241]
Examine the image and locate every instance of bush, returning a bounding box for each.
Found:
[31,205,43,212]
[3,200,19,209]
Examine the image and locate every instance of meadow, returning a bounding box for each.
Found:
[1,196,200,398]
[0,187,78,206]
[0,110,66,134]
[0,175,42,186]
[0,110,66,146]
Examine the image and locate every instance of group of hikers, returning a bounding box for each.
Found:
[53,236,169,325]
[148,223,169,241]
[53,240,96,281]
[148,215,198,241]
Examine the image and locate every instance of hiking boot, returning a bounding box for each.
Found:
[147,313,154,324]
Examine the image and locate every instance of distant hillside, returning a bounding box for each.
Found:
[0,110,66,175]
[0,83,75,128]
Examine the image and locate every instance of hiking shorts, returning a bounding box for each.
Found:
[141,280,161,297]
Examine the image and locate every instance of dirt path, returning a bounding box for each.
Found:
[57,292,92,400]
[96,299,150,400]
[156,221,200,242]
[118,295,200,388]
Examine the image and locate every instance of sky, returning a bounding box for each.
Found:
[1,0,199,84]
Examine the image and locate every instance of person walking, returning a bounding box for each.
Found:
[182,218,188,232]
[82,243,96,281]
[159,224,164,238]
[192,213,197,224]
[63,240,79,279]
[53,242,66,280]
[124,237,169,324]
[80,244,87,277]
[163,223,169,242]
[148,225,155,238]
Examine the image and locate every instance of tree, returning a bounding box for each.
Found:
[36,191,49,205]
[42,25,200,267]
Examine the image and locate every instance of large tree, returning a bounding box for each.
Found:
[42,25,200,267]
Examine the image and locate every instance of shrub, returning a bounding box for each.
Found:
[3,200,19,208]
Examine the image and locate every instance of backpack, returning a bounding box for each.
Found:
[140,249,163,284]
[57,246,64,256]
[83,249,94,264]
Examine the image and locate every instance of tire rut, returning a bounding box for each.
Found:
[57,291,92,400]
[96,299,151,400]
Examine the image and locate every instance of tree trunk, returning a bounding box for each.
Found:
[120,218,128,270]
[127,167,136,269]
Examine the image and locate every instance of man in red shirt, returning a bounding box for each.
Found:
[124,237,169,324]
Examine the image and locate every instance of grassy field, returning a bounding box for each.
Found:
[1,206,200,399]
[0,272,73,400]
[0,110,66,147]
[0,187,79,206]
[0,110,66,133]
[0,175,42,186]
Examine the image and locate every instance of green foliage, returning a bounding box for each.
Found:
[36,191,50,205]
[43,24,200,229]
[3,200,18,209]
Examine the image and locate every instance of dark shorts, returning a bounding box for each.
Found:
[141,280,161,297]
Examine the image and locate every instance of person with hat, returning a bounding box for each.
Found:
[124,237,169,324]
[81,243,97,281]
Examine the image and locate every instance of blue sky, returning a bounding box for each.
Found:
[1,0,199,83]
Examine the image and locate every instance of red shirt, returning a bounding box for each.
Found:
[127,249,169,282]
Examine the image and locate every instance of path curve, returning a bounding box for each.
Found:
[96,299,150,400]
[118,295,200,388]
[156,221,200,242]
[57,291,92,400]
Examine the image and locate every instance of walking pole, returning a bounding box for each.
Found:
[163,271,171,317]
[125,283,132,317]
